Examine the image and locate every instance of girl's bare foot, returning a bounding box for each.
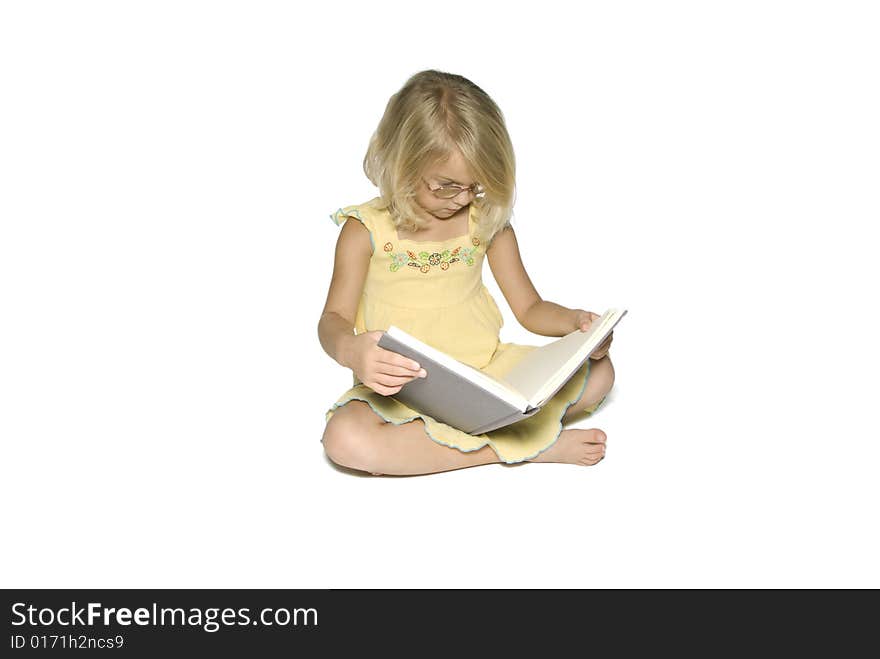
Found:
[530,428,607,466]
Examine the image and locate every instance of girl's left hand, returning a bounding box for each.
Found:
[573,309,613,360]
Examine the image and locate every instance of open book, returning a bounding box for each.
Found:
[376,308,627,435]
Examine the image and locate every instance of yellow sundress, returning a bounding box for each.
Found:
[324,197,603,464]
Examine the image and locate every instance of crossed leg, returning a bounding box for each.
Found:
[322,355,615,476]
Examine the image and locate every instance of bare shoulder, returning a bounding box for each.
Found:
[337,215,373,258]
[486,224,517,260]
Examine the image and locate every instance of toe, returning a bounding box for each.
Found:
[584,429,607,444]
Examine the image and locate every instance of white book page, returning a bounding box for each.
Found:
[385,326,531,411]
[501,309,627,406]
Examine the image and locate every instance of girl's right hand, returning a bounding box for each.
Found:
[345,331,427,396]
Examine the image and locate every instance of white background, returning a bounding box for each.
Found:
[2,1,878,588]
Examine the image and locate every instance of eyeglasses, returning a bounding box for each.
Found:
[423,178,485,200]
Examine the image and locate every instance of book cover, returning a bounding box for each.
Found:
[375,308,626,434]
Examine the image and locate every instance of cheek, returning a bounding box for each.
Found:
[415,190,441,210]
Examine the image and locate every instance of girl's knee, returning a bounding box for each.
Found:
[323,422,376,472]
[602,355,615,392]
[587,355,615,399]
[322,403,384,472]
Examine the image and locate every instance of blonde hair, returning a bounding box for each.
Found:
[363,69,516,246]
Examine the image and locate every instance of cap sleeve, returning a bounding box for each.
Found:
[329,204,375,254]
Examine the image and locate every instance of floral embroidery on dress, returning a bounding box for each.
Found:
[386,244,477,273]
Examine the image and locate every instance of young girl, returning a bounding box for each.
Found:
[318,70,616,476]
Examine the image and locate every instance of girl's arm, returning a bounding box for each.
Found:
[486,226,582,337]
[318,218,372,367]
[318,219,425,393]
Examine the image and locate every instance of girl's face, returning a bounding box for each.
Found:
[414,149,479,223]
